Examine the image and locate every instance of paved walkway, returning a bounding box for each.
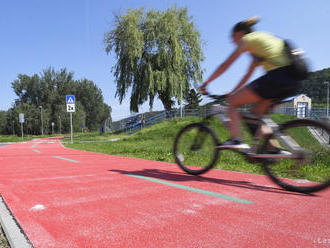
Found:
[0,138,329,248]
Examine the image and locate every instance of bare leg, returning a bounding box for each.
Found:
[250,99,274,116]
[227,87,262,139]
[251,100,281,149]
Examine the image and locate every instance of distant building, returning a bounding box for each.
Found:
[274,94,312,118]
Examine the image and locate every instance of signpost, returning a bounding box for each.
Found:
[19,113,24,139]
[66,95,75,143]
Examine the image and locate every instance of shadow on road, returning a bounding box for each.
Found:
[110,168,314,197]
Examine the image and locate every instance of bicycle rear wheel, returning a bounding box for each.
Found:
[262,119,330,193]
[173,123,220,175]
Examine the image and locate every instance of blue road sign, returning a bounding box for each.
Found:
[66,95,75,104]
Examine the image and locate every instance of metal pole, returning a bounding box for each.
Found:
[70,112,73,144]
[21,123,23,139]
[41,110,43,135]
[324,81,329,117]
[180,82,182,118]
[59,115,62,134]
[39,106,43,135]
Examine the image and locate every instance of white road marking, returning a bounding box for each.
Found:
[30,204,46,211]
[53,156,79,163]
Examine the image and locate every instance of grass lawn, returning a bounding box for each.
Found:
[0,134,64,143]
[63,114,329,180]
[0,135,34,143]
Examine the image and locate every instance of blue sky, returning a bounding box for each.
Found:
[1,0,329,121]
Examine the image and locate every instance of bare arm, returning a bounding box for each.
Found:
[202,42,247,87]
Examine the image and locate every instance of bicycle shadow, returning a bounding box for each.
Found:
[109,168,314,197]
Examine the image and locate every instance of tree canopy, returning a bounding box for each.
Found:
[299,67,330,104]
[6,68,111,135]
[104,6,204,112]
[184,88,202,109]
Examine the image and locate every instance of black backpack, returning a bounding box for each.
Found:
[284,40,309,80]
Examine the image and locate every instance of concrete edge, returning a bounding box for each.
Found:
[0,195,33,248]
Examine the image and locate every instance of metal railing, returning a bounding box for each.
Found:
[111,107,330,135]
[273,107,329,119]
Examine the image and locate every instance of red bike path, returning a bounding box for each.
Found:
[0,137,329,248]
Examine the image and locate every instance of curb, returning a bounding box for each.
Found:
[0,196,33,248]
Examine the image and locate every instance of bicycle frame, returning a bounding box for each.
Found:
[202,102,302,161]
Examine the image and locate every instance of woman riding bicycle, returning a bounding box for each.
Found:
[200,17,303,147]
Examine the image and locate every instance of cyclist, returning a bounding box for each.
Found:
[200,17,303,148]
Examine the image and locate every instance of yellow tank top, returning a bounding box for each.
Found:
[242,31,291,71]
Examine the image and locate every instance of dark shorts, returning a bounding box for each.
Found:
[248,66,302,100]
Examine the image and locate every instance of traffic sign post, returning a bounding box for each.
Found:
[70,113,73,143]
[19,113,24,139]
[66,95,75,144]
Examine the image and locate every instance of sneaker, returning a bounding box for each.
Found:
[218,138,250,149]
[267,147,292,156]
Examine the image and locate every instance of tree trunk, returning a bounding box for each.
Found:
[159,92,174,111]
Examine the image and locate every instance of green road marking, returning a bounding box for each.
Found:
[128,174,253,204]
[53,156,79,163]
[31,143,41,148]
[33,149,40,153]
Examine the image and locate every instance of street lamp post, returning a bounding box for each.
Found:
[39,106,44,135]
[324,81,329,117]
[12,101,15,135]
[12,120,15,135]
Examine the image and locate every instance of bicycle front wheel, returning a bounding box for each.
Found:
[173,123,220,175]
[262,119,330,193]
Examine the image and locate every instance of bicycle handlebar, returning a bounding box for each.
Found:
[205,94,228,101]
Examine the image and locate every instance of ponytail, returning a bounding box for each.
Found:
[232,16,260,34]
[244,16,259,27]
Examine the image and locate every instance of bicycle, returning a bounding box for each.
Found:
[173,94,330,193]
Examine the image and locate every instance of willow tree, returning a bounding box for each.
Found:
[104,7,204,112]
